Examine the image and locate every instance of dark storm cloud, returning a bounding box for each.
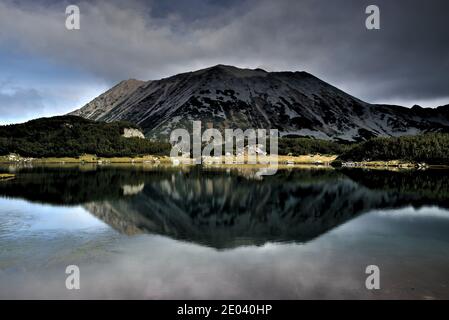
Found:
[0,0,448,107]
[321,0,449,104]
[201,0,449,105]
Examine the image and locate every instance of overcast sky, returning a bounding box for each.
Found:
[0,0,448,124]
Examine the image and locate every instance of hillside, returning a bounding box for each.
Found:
[71,79,145,119]
[70,65,449,141]
[338,133,449,164]
[0,116,170,157]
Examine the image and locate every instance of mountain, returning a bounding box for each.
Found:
[71,79,145,120]
[69,65,449,141]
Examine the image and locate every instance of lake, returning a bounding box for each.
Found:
[0,164,449,299]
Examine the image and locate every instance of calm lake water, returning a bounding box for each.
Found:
[0,164,449,299]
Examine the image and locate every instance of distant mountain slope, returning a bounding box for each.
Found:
[70,79,145,120]
[69,65,449,141]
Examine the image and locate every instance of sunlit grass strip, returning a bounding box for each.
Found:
[201,154,338,165]
[0,173,15,180]
[0,154,173,164]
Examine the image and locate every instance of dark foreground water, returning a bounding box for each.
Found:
[0,164,449,299]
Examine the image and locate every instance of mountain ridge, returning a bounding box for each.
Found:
[69,64,449,141]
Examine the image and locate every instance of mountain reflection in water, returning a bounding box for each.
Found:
[1,165,448,249]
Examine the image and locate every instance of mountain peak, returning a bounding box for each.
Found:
[120,78,144,84]
[192,64,268,78]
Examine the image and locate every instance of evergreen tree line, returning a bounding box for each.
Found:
[277,137,351,156]
[1,116,449,163]
[337,133,449,164]
[0,116,171,157]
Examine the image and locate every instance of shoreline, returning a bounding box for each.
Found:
[0,154,171,164]
[0,154,338,166]
[0,173,15,180]
[1,154,448,169]
[340,160,449,169]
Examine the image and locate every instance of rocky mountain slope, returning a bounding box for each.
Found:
[70,65,449,141]
[71,79,145,120]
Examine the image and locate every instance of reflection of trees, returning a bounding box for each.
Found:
[1,165,449,249]
[342,168,449,205]
[0,165,184,205]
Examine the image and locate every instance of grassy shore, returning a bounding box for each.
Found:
[0,154,172,164]
[0,153,338,165]
[2,154,444,168]
[171,154,338,166]
[205,154,338,164]
[277,154,337,164]
[0,173,15,180]
[339,160,424,168]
